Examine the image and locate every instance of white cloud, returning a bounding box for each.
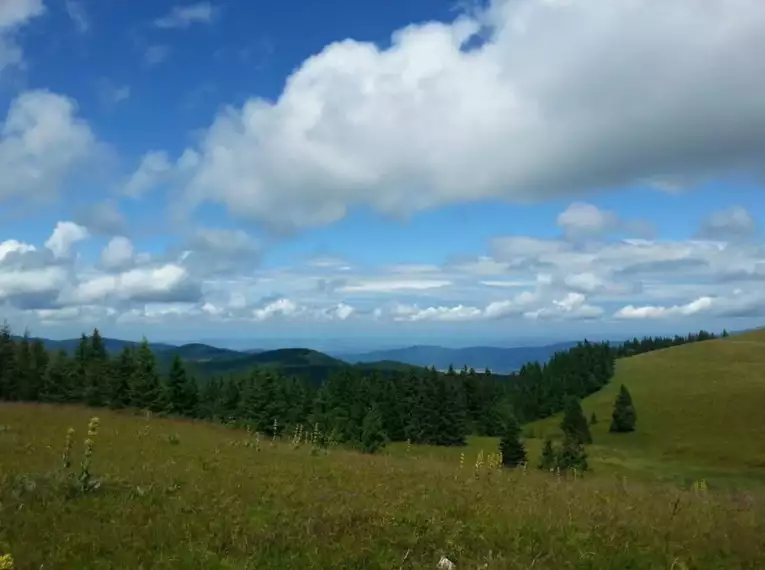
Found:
[65,0,89,33]
[45,222,89,259]
[0,91,98,203]
[0,0,44,74]
[252,298,302,321]
[69,263,200,305]
[697,206,758,240]
[123,151,172,197]
[154,3,216,29]
[100,236,134,270]
[179,0,765,230]
[557,202,619,238]
[339,279,451,293]
[0,239,35,261]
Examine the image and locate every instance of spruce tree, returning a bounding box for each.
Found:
[360,406,387,454]
[609,384,637,433]
[499,414,527,467]
[164,354,189,415]
[131,338,161,411]
[557,436,588,471]
[0,323,18,401]
[560,396,592,444]
[589,412,598,425]
[538,438,557,471]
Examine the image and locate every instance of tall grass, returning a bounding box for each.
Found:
[1,403,764,569]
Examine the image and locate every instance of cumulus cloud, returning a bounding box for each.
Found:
[153,2,216,29]
[45,222,89,259]
[123,151,172,197]
[0,91,99,204]
[557,202,653,240]
[0,0,44,74]
[697,206,758,240]
[100,236,134,271]
[74,200,128,236]
[178,0,765,231]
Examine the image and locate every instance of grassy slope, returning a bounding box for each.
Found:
[2,404,765,570]
[525,329,765,487]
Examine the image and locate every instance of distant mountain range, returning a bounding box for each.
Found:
[17,334,590,377]
[335,342,580,374]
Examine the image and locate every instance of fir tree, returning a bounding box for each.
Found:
[131,338,162,411]
[499,414,527,467]
[538,438,557,471]
[360,406,387,454]
[557,435,588,471]
[589,412,598,425]
[560,396,592,444]
[0,323,18,401]
[164,354,190,415]
[609,384,637,433]
[108,347,134,409]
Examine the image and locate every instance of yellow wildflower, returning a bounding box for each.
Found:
[0,553,14,569]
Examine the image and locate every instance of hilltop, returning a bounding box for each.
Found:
[527,328,765,485]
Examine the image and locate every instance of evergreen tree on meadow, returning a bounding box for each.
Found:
[538,438,557,471]
[0,323,18,400]
[360,405,387,454]
[16,332,34,401]
[108,346,134,409]
[557,435,589,472]
[164,354,191,415]
[84,328,109,407]
[589,412,598,425]
[609,384,637,433]
[560,396,592,445]
[131,338,162,411]
[499,414,527,467]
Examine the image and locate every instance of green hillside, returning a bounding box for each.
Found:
[527,329,765,485]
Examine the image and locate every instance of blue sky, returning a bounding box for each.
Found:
[1,0,764,350]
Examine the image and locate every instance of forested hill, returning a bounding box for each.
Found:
[0,325,722,450]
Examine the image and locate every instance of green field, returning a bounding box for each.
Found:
[2,403,765,570]
[525,329,765,487]
[3,332,765,568]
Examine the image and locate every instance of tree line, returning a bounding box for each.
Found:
[0,325,718,453]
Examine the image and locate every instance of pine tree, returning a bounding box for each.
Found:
[42,350,71,403]
[538,438,557,471]
[131,338,161,411]
[0,323,18,401]
[560,396,592,444]
[589,412,598,425]
[163,354,189,415]
[108,347,134,409]
[609,384,637,433]
[499,414,527,467]
[557,435,588,471]
[360,406,387,454]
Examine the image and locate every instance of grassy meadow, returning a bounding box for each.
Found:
[3,331,765,569]
[526,329,765,488]
[1,403,764,569]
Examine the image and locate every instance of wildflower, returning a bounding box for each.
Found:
[459,452,465,469]
[474,450,484,478]
[62,427,75,469]
[0,553,14,569]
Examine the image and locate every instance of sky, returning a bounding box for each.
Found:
[0,0,764,350]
